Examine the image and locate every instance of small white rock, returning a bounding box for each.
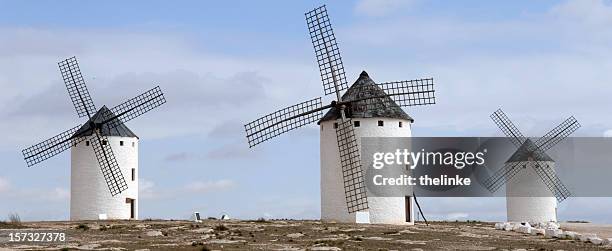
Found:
[145,230,163,237]
[564,231,577,239]
[517,226,532,234]
[286,233,305,238]
[533,228,545,235]
[603,238,612,245]
[544,228,563,238]
[590,237,603,245]
[545,222,560,229]
[580,233,597,242]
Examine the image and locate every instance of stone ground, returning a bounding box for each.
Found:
[0,220,609,250]
[562,223,612,239]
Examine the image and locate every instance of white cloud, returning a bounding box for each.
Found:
[50,187,69,201]
[139,178,156,199]
[354,0,417,17]
[0,177,10,193]
[185,179,236,193]
[0,27,321,150]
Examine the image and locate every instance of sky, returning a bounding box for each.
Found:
[1,0,612,222]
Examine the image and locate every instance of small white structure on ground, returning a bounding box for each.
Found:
[71,107,139,220]
[319,71,415,225]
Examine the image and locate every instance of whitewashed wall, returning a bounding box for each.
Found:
[320,117,414,224]
[506,161,557,223]
[71,136,139,220]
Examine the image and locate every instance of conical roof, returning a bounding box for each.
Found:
[71,106,138,138]
[318,71,413,124]
[506,139,554,163]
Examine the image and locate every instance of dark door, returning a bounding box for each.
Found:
[405,196,411,222]
[126,198,135,219]
[130,199,135,219]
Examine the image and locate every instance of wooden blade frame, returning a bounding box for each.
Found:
[335,119,368,213]
[306,5,349,96]
[245,97,326,147]
[21,125,85,167]
[102,86,166,130]
[491,109,526,148]
[58,56,97,118]
[90,130,128,196]
[377,78,436,107]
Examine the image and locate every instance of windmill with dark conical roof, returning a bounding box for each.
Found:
[21,57,166,220]
[244,5,436,224]
[483,109,580,224]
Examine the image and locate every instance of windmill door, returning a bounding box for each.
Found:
[126,198,135,219]
[405,196,412,222]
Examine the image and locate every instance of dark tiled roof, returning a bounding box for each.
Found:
[506,139,554,163]
[72,106,138,138]
[319,71,413,124]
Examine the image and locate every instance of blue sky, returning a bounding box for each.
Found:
[1,0,612,222]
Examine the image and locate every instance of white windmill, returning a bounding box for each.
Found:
[244,5,436,224]
[21,57,166,220]
[483,109,580,224]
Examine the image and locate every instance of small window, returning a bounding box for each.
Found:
[354,121,360,127]
[131,168,135,181]
[378,120,384,127]
[85,141,90,146]
[399,121,403,128]
[132,142,135,147]
[120,141,124,146]
[102,140,107,145]
[333,123,338,129]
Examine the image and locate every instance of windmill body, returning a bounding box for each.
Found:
[505,140,557,223]
[245,5,435,224]
[320,72,415,224]
[21,57,166,221]
[71,107,139,220]
[484,110,579,225]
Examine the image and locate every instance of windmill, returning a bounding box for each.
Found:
[21,57,166,220]
[244,5,435,224]
[483,109,580,223]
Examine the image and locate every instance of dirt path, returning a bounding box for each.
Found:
[0,220,609,250]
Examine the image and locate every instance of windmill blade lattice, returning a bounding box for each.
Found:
[534,116,580,153]
[90,130,128,196]
[22,125,85,167]
[305,5,348,96]
[528,160,571,202]
[58,57,97,118]
[103,86,167,130]
[482,161,524,193]
[376,78,436,107]
[491,109,526,148]
[245,97,326,147]
[335,119,368,213]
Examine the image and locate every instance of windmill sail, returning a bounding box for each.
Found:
[491,109,526,148]
[376,78,436,107]
[533,116,580,152]
[305,5,348,96]
[21,125,85,167]
[59,57,97,118]
[245,97,326,147]
[90,130,129,196]
[103,86,167,130]
[335,119,368,213]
